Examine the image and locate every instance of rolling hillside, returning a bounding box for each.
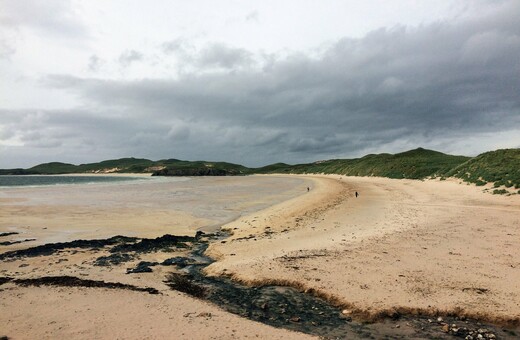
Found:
[255,148,470,180]
[1,148,519,192]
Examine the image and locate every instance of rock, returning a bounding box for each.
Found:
[442,324,450,333]
[395,324,400,328]
[289,316,301,323]
[161,257,192,267]
[341,309,352,315]
[126,261,159,274]
[197,312,212,318]
[437,316,443,323]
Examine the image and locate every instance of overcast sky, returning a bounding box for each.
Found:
[1,0,519,168]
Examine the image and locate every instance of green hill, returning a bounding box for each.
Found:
[29,162,79,174]
[2,148,519,193]
[26,158,155,174]
[152,160,249,176]
[1,157,249,176]
[443,149,520,192]
[256,148,470,180]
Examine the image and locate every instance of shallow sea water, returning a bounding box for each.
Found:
[0,175,310,232]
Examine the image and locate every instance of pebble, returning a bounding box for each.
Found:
[290,316,301,323]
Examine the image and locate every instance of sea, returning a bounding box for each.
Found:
[0,175,144,187]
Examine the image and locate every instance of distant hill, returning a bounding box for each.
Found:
[1,148,519,193]
[0,157,249,176]
[152,160,250,176]
[443,149,520,192]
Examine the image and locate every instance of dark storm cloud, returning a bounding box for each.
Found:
[12,1,520,166]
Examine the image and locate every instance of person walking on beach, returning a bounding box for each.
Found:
[307,187,310,192]
[355,191,359,198]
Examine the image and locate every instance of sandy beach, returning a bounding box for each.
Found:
[1,174,520,339]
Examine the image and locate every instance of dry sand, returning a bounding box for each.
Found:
[1,174,520,338]
[206,175,520,324]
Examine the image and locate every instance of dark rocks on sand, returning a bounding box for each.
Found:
[161,257,193,267]
[126,261,159,274]
[94,253,134,266]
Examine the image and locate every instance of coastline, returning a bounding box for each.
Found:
[1,174,519,338]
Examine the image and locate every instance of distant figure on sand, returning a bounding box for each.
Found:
[307,187,310,192]
[355,191,359,198]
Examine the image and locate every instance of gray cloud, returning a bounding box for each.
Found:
[0,39,15,59]
[246,11,259,22]
[87,55,103,72]
[118,50,144,67]
[196,43,254,69]
[0,0,87,38]
[2,1,520,168]
[161,40,254,70]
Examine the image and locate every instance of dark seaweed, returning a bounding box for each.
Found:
[94,253,135,266]
[0,235,137,260]
[163,272,206,298]
[0,275,159,294]
[0,239,36,246]
[0,232,19,238]
[110,234,197,254]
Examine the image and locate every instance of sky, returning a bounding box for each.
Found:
[1,0,519,168]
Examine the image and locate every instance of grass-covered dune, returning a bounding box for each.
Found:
[443,149,520,192]
[255,148,470,180]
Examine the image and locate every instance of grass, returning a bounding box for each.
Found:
[443,149,520,192]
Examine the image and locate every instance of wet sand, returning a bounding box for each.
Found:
[0,175,315,340]
[0,175,310,245]
[1,174,520,339]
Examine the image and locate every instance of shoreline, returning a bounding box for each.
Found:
[1,174,519,338]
